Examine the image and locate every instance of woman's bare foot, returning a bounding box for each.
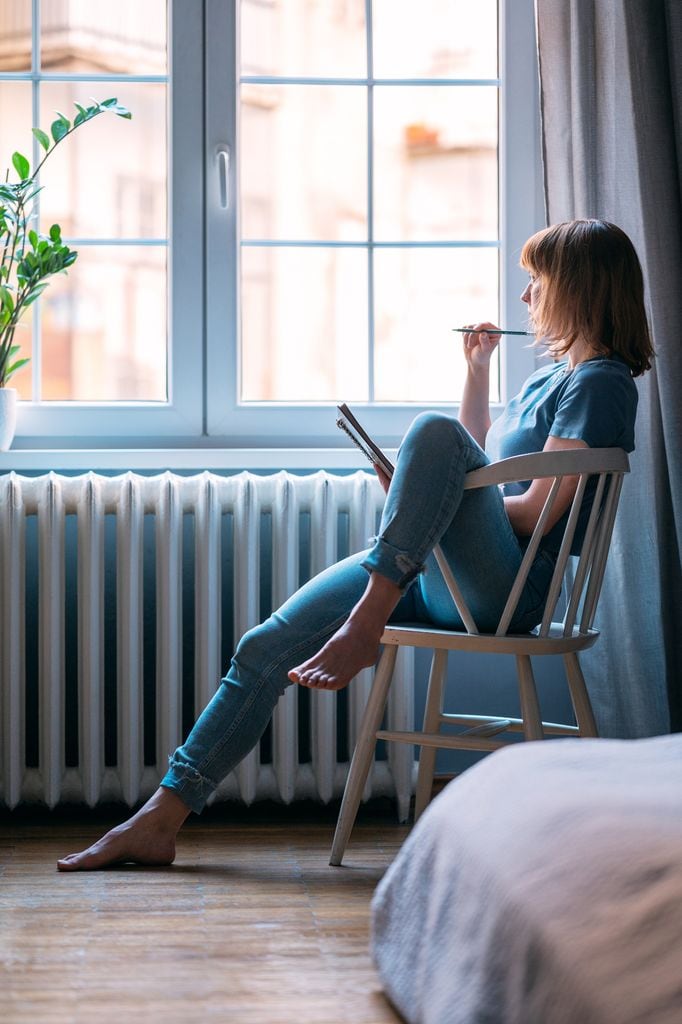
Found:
[57,787,190,872]
[288,571,402,691]
[288,617,383,691]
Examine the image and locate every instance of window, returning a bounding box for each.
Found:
[4,0,540,449]
[2,0,202,443]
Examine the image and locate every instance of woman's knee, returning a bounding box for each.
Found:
[404,411,472,450]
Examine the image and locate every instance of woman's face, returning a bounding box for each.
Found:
[521,274,541,318]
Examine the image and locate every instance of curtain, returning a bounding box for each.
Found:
[536,0,682,735]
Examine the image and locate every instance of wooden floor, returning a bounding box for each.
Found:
[0,809,409,1024]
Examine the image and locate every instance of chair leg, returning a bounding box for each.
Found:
[515,655,545,741]
[414,648,448,822]
[563,652,599,737]
[330,644,399,866]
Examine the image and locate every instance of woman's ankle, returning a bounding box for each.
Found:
[347,572,402,634]
[141,786,192,831]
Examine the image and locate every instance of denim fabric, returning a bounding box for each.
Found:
[162,412,554,813]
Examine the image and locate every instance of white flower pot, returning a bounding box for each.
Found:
[0,387,18,451]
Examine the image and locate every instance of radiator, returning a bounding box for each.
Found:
[0,471,415,814]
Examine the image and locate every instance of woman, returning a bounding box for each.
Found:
[57,219,653,871]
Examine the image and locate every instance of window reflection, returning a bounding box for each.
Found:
[39,82,167,240]
[0,2,167,403]
[40,0,166,74]
[0,1,31,71]
[374,248,499,403]
[241,246,368,403]
[41,247,166,402]
[239,0,500,404]
[240,84,367,241]
[374,86,498,241]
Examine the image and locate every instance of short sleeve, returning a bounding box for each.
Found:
[550,361,637,451]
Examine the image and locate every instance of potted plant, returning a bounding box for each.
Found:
[0,97,131,450]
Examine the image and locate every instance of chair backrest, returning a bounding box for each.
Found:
[431,448,630,638]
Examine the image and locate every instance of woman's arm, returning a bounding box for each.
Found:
[459,323,501,448]
[504,435,588,536]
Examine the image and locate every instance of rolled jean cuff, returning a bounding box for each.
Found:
[161,755,216,815]
[361,536,424,589]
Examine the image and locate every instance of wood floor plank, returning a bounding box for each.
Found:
[0,817,408,1024]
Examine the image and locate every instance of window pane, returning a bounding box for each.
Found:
[0,82,32,179]
[240,0,366,78]
[0,1,32,71]
[374,86,498,241]
[39,82,167,239]
[40,0,166,74]
[241,246,368,402]
[373,0,498,79]
[240,84,366,241]
[1,81,33,400]
[41,246,166,401]
[374,248,500,403]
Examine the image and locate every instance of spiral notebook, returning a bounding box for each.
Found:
[336,403,395,478]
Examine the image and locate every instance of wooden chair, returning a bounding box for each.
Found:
[330,447,629,866]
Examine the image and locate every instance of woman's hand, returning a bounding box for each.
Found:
[374,465,391,495]
[462,322,502,377]
[459,321,500,447]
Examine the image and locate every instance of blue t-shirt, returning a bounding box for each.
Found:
[485,355,637,555]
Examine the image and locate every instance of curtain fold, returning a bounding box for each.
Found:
[536,0,682,735]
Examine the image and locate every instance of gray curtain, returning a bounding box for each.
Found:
[536,0,682,735]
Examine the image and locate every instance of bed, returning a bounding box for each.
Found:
[371,734,682,1024]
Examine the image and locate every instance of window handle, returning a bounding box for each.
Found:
[216,145,230,209]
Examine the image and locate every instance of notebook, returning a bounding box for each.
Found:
[336,404,395,478]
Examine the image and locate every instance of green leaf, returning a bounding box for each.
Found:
[49,223,61,242]
[74,102,88,116]
[113,104,132,120]
[11,151,30,179]
[74,111,86,127]
[28,229,38,249]
[23,283,49,306]
[5,357,30,380]
[22,187,43,206]
[101,97,118,108]
[50,117,70,144]
[32,127,51,152]
[0,285,14,313]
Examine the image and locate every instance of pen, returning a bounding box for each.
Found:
[452,328,532,336]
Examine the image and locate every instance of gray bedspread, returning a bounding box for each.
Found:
[371,735,682,1024]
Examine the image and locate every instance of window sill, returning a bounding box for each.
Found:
[0,447,399,473]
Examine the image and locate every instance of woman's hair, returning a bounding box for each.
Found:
[520,219,654,376]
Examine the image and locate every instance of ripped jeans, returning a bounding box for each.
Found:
[161,412,554,813]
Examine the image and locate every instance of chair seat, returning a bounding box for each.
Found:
[381,623,601,656]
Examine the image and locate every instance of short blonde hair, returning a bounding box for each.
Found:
[520,220,653,376]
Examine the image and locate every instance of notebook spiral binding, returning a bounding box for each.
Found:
[336,416,378,467]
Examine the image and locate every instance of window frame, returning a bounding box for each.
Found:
[10,0,204,446]
[8,0,542,451]
[205,0,542,448]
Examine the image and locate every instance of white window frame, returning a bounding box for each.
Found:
[12,0,203,446]
[205,0,543,449]
[9,0,542,451]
